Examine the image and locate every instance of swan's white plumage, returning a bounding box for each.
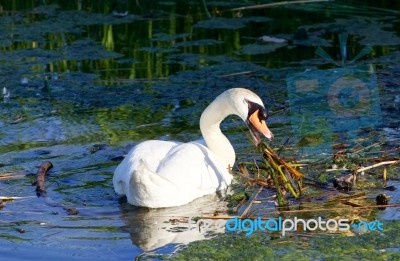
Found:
[113,88,271,208]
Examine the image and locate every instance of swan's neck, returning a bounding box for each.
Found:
[200,94,236,169]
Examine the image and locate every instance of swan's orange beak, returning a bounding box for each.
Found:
[248,109,274,145]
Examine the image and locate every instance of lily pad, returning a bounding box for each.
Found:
[0,48,62,65]
[241,16,273,23]
[138,46,178,53]
[115,58,139,64]
[301,17,400,46]
[239,43,286,55]
[63,39,123,60]
[56,10,142,26]
[194,16,271,30]
[174,39,224,47]
[194,17,247,29]
[151,33,191,42]
[165,53,210,66]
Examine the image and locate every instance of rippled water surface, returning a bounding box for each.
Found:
[0,1,399,260]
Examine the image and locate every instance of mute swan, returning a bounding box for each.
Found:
[113,88,273,208]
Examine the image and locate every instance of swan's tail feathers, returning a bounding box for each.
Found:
[113,167,130,196]
[112,158,148,197]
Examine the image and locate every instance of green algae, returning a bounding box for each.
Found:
[171,221,400,260]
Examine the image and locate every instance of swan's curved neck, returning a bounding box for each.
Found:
[200,93,236,168]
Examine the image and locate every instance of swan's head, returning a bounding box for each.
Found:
[228,88,274,145]
[245,99,274,145]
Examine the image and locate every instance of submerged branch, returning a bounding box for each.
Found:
[33,161,53,197]
[32,161,78,215]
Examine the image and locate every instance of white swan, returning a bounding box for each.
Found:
[113,88,273,208]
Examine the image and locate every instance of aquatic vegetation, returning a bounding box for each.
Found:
[171,221,400,260]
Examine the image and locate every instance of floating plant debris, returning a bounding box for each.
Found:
[237,141,304,208]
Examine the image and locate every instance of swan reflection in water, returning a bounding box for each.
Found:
[119,193,228,252]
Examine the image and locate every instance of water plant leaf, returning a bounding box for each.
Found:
[194,17,247,29]
[302,17,400,46]
[259,36,288,44]
[239,43,286,55]
[194,16,271,30]
[64,39,123,60]
[174,39,224,47]
[151,33,191,42]
[138,46,178,53]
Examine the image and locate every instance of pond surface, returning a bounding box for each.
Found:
[0,0,399,260]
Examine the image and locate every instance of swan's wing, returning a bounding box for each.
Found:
[127,140,181,172]
[113,140,232,207]
[113,140,181,195]
[156,142,232,192]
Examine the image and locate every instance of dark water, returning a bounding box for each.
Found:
[0,1,399,260]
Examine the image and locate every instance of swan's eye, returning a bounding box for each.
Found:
[258,108,268,121]
[246,100,267,122]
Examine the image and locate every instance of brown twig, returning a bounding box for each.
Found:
[383,167,387,187]
[0,173,26,180]
[0,196,35,200]
[33,161,53,197]
[32,161,78,215]
[232,197,247,213]
[45,198,79,215]
[355,160,399,173]
[241,186,263,218]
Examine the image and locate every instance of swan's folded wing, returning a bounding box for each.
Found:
[156,142,232,192]
[113,140,232,207]
[113,140,181,195]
